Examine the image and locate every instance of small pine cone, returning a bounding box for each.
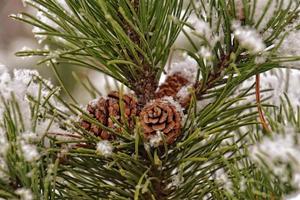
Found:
[81,91,138,139]
[140,99,182,145]
[156,73,189,99]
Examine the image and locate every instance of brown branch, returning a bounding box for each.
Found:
[195,54,231,100]
[255,74,271,133]
[121,0,158,105]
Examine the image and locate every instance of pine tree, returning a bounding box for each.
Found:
[1,0,300,199]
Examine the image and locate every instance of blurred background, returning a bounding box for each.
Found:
[0,0,40,69]
[0,0,101,103]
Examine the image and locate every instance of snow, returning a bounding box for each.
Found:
[277,30,300,68]
[241,69,300,105]
[176,85,192,102]
[285,193,300,200]
[0,64,6,73]
[20,141,40,162]
[249,125,300,190]
[234,0,298,31]
[162,96,184,117]
[198,46,213,59]
[149,131,163,147]
[96,141,113,157]
[192,18,219,48]
[171,173,184,187]
[168,54,198,84]
[15,188,33,200]
[232,20,265,54]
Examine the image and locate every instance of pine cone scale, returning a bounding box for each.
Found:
[140,99,182,145]
[164,121,175,133]
[152,123,166,131]
[159,112,168,123]
[81,91,138,139]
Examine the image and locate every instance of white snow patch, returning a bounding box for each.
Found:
[96,140,113,157]
[232,20,265,54]
[15,188,33,200]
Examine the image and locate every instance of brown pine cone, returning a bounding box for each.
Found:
[156,73,192,108]
[156,73,189,99]
[81,91,138,140]
[140,99,182,145]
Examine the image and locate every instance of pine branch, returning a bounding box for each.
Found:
[13,0,189,105]
[2,1,300,199]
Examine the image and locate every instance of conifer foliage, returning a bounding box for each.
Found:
[1,0,300,199]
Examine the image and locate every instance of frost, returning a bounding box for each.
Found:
[232,20,265,54]
[15,188,33,200]
[96,141,113,157]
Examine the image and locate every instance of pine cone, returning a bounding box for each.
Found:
[81,91,138,139]
[156,73,190,107]
[140,99,182,145]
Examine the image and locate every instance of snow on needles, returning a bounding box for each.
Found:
[0,66,68,162]
[168,53,198,83]
[96,140,113,157]
[241,69,300,105]
[277,29,300,69]
[250,125,300,190]
[15,188,33,200]
[232,20,265,54]
[234,0,299,31]
[285,193,300,200]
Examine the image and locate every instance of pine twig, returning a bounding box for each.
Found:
[122,0,158,105]
[255,74,271,133]
[195,54,231,100]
